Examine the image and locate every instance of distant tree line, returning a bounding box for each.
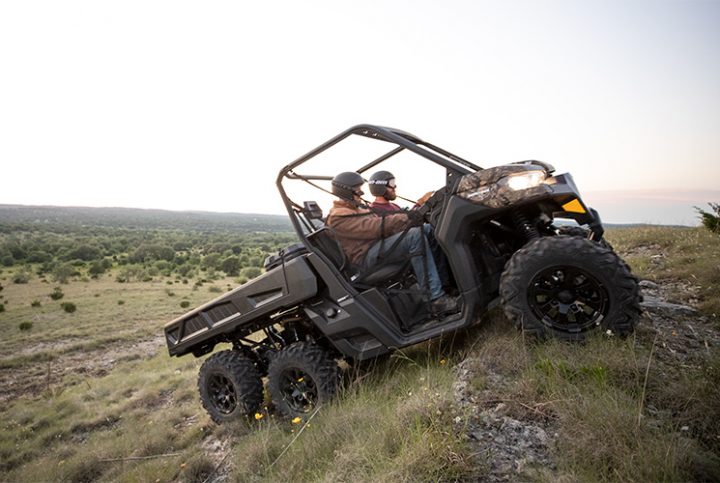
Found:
[0,220,296,284]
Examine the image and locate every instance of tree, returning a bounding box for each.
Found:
[27,250,52,263]
[202,253,222,271]
[129,244,175,263]
[220,256,241,276]
[65,244,102,261]
[696,202,720,234]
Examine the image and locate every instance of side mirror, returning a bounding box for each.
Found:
[303,201,323,220]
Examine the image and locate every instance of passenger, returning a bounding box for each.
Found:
[367,170,402,212]
[326,172,458,315]
[367,170,433,212]
[368,170,451,289]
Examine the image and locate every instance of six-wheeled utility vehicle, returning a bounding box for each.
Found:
[163,124,641,422]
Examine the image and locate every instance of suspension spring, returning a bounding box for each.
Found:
[511,210,539,240]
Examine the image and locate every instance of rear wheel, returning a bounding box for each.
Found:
[268,342,339,419]
[500,236,641,341]
[198,350,264,424]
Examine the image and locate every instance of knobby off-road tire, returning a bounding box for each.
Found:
[198,350,264,424]
[267,342,339,419]
[500,235,641,341]
[557,227,640,288]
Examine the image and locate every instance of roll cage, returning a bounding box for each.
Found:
[275,124,479,293]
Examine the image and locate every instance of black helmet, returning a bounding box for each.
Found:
[368,170,396,199]
[331,172,365,201]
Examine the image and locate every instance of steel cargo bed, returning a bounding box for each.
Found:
[164,256,317,357]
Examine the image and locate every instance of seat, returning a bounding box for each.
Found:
[305,227,412,287]
[306,227,351,274]
[352,261,409,286]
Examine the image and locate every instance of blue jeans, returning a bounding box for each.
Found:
[363,226,444,300]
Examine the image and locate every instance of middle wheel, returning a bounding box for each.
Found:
[267,342,339,419]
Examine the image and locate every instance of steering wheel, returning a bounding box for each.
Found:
[417,188,446,224]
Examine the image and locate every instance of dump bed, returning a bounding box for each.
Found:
[164,255,318,357]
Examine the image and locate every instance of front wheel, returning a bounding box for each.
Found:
[500,236,641,341]
[557,225,614,251]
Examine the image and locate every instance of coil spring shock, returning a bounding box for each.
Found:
[511,210,539,240]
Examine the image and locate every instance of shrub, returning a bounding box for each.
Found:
[116,265,149,283]
[696,202,720,234]
[31,300,41,307]
[61,302,77,313]
[240,266,262,279]
[88,260,107,277]
[118,300,125,305]
[177,265,194,278]
[180,300,190,308]
[19,321,32,331]
[13,269,31,284]
[208,285,222,293]
[50,287,64,300]
[52,263,77,284]
[0,303,4,313]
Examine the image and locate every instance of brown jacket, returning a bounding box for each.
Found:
[326,200,410,266]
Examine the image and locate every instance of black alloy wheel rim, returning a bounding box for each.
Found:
[208,373,238,414]
[528,265,609,333]
[280,368,318,413]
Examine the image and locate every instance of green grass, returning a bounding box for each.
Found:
[1,226,718,481]
[0,342,470,482]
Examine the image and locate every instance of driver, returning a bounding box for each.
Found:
[326,172,458,315]
[368,170,451,289]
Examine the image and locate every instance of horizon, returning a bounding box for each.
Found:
[3,186,716,227]
[1,1,718,225]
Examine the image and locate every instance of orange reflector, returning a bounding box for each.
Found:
[562,199,586,213]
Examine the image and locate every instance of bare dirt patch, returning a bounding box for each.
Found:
[0,335,165,405]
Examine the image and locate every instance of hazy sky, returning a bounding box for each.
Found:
[1,0,718,225]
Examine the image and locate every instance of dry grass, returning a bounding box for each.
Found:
[607,226,720,316]
[1,226,719,481]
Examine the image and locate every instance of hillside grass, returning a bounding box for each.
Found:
[1,226,719,481]
[0,272,233,369]
[609,225,720,316]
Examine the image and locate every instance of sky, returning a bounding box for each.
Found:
[1,0,718,225]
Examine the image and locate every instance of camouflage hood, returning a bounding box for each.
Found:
[456,161,555,209]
